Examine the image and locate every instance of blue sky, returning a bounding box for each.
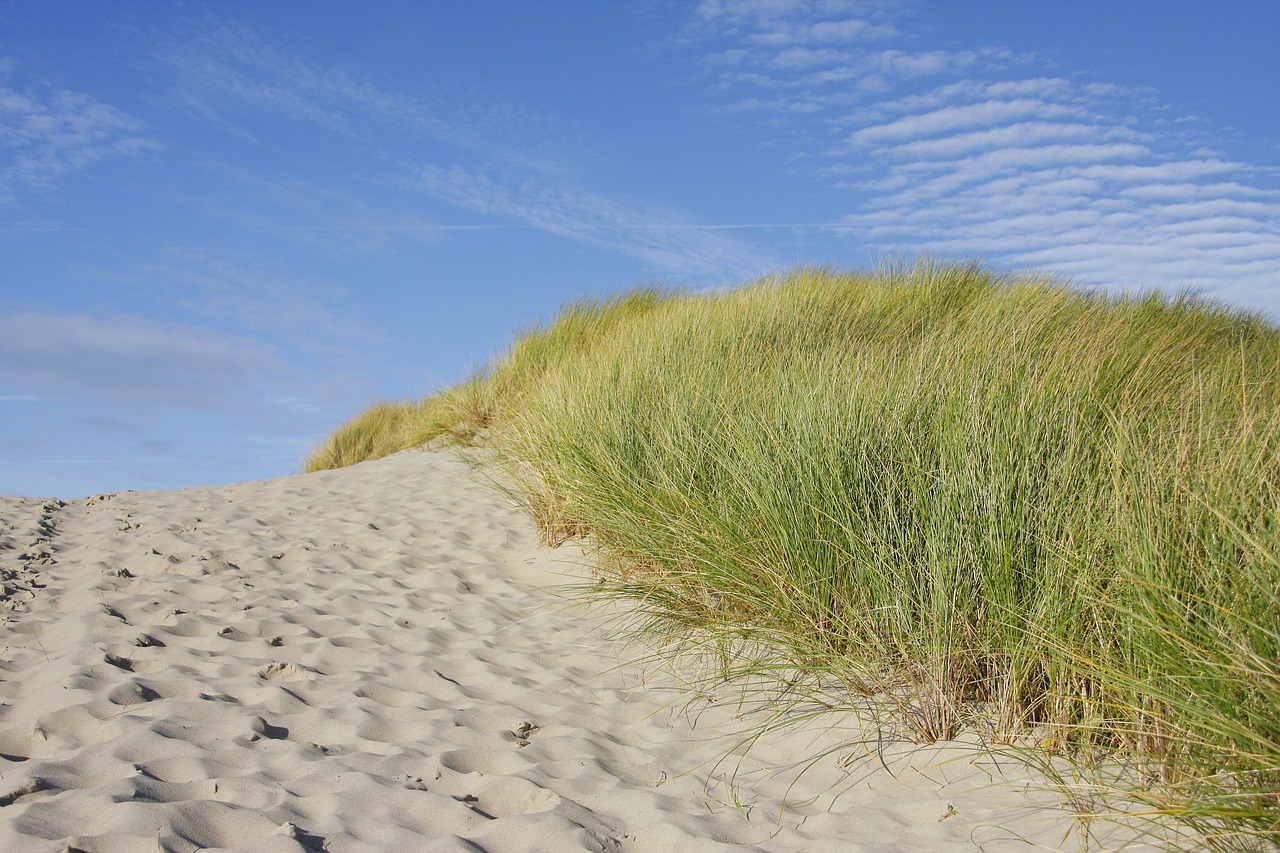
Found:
[2,1,1278,498]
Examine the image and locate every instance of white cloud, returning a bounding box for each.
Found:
[0,67,156,203]
[869,49,981,77]
[882,121,1138,160]
[849,97,1086,144]
[1120,181,1272,201]
[1150,198,1275,221]
[686,2,1280,314]
[770,46,854,69]
[1074,160,1244,183]
[695,0,900,42]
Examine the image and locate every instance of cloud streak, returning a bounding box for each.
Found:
[0,310,282,410]
[158,18,773,282]
[416,165,771,279]
[199,171,480,256]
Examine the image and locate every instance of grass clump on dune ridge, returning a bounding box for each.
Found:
[303,287,669,472]
[307,261,1280,850]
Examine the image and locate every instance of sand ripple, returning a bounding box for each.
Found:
[0,451,1086,852]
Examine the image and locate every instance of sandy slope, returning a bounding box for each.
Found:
[0,450,1091,852]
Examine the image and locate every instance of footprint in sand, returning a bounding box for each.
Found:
[247,716,289,741]
[257,662,311,681]
[512,720,540,747]
[459,776,561,818]
[107,681,161,705]
[0,777,53,807]
[439,747,532,777]
[103,652,135,671]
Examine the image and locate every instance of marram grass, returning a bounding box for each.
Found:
[308,261,1280,850]
[303,287,670,473]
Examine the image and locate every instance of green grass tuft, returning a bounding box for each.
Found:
[303,286,670,473]
[308,260,1280,849]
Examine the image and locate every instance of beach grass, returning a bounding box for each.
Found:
[306,260,1280,849]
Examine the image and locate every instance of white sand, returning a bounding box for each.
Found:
[0,449,1095,852]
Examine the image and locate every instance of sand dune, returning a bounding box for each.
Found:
[0,450,1094,852]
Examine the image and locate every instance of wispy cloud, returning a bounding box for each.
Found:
[0,61,156,205]
[0,310,282,409]
[693,0,901,45]
[126,246,383,357]
[157,18,455,149]
[688,1,1280,314]
[847,91,1090,144]
[840,78,1280,306]
[199,170,484,255]
[690,1,1024,105]
[158,18,773,282]
[417,165,772,279]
